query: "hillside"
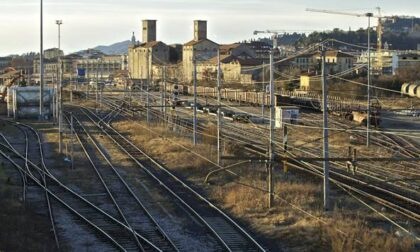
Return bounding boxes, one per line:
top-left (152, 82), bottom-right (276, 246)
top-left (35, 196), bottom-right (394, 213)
top-left (92, 40), bottom-right (131, 55)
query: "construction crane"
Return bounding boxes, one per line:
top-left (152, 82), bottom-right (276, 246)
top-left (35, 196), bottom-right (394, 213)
top-left (374, 7), bottom-right (396, 71)
top-left (306, 8), bottom-right (395, 70)
top-left (305, 7), bottom-right (391, 148)
top-left (253, 30), bottom-right (289, 48)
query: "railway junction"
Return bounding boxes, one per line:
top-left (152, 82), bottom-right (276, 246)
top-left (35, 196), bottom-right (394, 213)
top-left (0, 78), bottom-right (419, 251)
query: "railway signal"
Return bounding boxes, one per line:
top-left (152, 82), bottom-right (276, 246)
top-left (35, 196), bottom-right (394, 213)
top-left (171, 84), bottom-right (179, 109)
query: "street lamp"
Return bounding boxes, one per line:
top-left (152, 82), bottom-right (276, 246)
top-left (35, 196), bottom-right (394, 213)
top-left (39, 0), bottom-right (44, 119)
top-left (56, 20), bottom-right (63, 153)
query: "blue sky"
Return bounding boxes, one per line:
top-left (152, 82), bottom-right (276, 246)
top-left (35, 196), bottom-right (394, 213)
top-left (1, 0), bottom-right (419, 56)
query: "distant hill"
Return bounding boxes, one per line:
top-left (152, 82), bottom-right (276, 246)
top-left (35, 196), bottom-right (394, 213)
top-left (92, 40), bottom-right (131, 55)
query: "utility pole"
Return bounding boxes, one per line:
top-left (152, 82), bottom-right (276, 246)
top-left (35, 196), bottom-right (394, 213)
top-left (217, 49), bottom-right (222, 165)
top-left (262, 61), bottom-right (265, 120)
top-left (366, 13), bottom-right (373, 147)
top-left (147, 50), bottom-right (151, 123)
top-left (70, 112), bottom-right (74, 170)
top-left (96, 58), bottom-right (99, 113)
top-left (193, 59), bottom-right (197, 146)
top-left (56, 20), bottom-right (63, 154)
top-left (163, 65), bottom-right (167, 121)
top-left (268, 50), bottom-right (275, 208)
top-left (39, 0), bottom-right (44, 120)
top-left (321, 45), bottom-right (330, 211)
top-left (305, 8), bottom-right (375, 148)
top-left (100, 60), bottom-right (103, 111)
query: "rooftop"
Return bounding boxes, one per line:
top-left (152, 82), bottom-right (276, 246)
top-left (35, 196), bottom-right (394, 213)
top-left (184, 38), bottom-right (218, 46)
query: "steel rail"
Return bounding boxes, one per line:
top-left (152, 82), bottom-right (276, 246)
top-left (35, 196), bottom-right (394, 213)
top-left (241, 141), bottom-right (420, 223)
top-left (4, 122), bottom-right (60, 249)
top-left (0, 136), bottom-right (163, 251)
top-left (81, 107), bottom-right (267, 252)
top-left (69, 112), bottom-right (177, 251)
top-left (90, 91), bottom-right (419, 228)
top-left (102, 95), bottom-right (420, 214)
top-left (0, 121), bottom-right (28, 203)
top-left (0, 142), bottom-right (127, 251)
top-left (66, 115), bottom-right (148, 251)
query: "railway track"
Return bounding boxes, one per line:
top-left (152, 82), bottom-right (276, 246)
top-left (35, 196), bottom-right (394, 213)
top-left (70, 106), bottom-right (267, 252)
top-left (301, 113), bottom-right (420, 190)
top-left (95, 95), bottom-right (420, 224)
top-left (67, 112), bottom-right (180, 251)
top-left (0, 121), bottom-right (163, 251)
top-left (0, 121), bottom-right (59, 248)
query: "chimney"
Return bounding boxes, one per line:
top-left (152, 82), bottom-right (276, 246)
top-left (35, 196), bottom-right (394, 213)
top-left (194, 20), bottom-right (207, 41)
top-left (142, 20), bottom-right (156, 43)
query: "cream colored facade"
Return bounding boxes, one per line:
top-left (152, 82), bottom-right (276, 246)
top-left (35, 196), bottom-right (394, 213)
top-left (197, 55), bottom-right (260, 84)
top-left (294, 51), bottom-right (355, 74)
top-left (182, 20), bottom-right (219, 83)
top-left (75, 55), bottom-right (124, 79)
top-left (221, 61), bottom-right (256, 84)
top-left (33, 57), bottom-right (74, 83)
top-left (44, 48), bottom-right (63, 60)
top-left (316, 51), bottom-right (355, 74)
top-left (128, 20), bottom-right (170, 80)
top-left (183, 40), bottom-right (218, 82)
top-left (128, 41), bottom-right (170, 80)
top-left (299, 75), bottom-right (321, 91)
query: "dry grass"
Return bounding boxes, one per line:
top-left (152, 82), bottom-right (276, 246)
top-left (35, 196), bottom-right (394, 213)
top-left (323, 214), bottom-right (414, 252)
top-left (114, 119), bottom-right (417, 251)
top-left (379, 97), bottom-right (420, 110)
top-left (113, 120), bottom-right (217, 175)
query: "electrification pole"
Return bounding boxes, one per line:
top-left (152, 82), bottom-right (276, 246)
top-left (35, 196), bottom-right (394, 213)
top-left (193, 59), bottom-right (197, 146)
top-left (147, 50), bottom-right (151, 123)
top-left (56, 20), bottom-right (63, 153)
top-left (70, 112), bottom-right (74, 170)
top-left (160, 68), bottom-right (164, 113)
top-left (39, 0), bottom-right (44, 120)
top-left (100, 58), bottom-right (103, 111)
top-left (305, 8), bottom-right (375, 148)
top-left (366, 13), bottom-right (372, 147)
top-left (321, 45), bottom-right (330, 211)
top-left (217, 49), bottom-right (222, 165)
top-left (262, 61), bottom-right (265, 120)
top-left (96, 58), bottom-right (99, 113)
top-left (163, 65), bottom-right (167, 121)
top-left (268, 49), bottom-right (274, 208)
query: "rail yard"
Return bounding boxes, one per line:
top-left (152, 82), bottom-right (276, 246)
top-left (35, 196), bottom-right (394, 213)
top-left (0, 82), bottom-right (419, 251)
top-left (1, 1), bottom-right (420, 251)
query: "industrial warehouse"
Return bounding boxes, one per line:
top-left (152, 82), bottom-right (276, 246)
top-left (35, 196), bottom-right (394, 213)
top-left (0, 1), bottom-right (419, 251)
